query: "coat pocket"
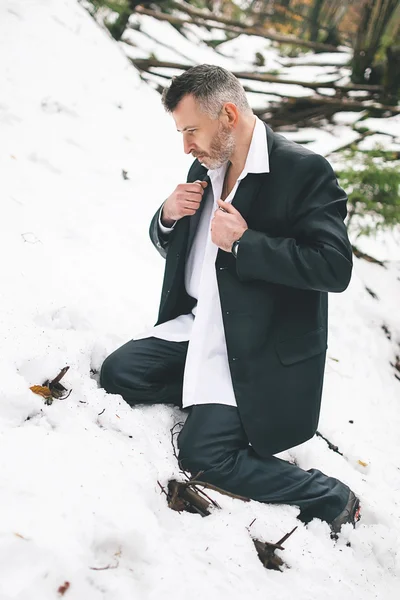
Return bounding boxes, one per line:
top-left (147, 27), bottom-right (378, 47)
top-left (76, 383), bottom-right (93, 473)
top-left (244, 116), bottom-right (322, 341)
top-left (275, 327), bottom-right (327, 366)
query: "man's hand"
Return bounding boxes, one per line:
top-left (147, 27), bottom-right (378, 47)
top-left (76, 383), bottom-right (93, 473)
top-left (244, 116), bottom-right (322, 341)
top-left (161, 180), bottom-right (208, 227)
top-left (211, 199), bottom-right (248, 252)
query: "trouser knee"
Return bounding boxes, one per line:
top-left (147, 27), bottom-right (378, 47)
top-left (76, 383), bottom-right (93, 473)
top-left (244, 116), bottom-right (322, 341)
top-left (99, 353), bottom-right (118, 393)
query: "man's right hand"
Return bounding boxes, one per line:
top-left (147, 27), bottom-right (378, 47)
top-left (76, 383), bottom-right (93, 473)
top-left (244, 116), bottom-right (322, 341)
top-left (161, 180), bottom-right (208, 227)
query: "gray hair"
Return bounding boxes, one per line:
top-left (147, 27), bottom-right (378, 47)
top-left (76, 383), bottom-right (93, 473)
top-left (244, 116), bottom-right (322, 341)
top-left (162, 64), bottom-right (251, 118)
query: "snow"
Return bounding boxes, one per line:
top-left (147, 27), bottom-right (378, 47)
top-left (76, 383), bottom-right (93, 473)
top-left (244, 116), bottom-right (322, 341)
top-left (361, 116), bottom-right (400, 139)
top-left (0, 0), bottom-right (400, 598)
top-left (358, 134), bottom-right (400, 152)
top-left (283, 126), bottom-right (360, 156)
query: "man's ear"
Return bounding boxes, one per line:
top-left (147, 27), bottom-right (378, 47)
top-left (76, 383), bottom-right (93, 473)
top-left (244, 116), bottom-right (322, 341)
top-left (222, 102), bottom-right (239, 127)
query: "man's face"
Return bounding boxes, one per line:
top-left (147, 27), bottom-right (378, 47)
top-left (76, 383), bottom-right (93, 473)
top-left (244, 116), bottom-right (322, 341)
top-left (172, 94), bottom-right (235, 170)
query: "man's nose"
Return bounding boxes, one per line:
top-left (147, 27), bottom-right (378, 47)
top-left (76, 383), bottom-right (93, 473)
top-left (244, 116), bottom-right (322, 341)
top-left (183, 136), bottom-right (194, 155)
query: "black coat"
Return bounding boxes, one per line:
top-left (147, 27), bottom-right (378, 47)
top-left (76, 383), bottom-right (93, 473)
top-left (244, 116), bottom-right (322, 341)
top-left (149, 123), bottom-right (352, 456)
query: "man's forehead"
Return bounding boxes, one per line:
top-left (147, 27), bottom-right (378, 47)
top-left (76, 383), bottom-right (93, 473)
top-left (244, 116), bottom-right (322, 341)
top-left (172, 94), bottom-right (205, 130)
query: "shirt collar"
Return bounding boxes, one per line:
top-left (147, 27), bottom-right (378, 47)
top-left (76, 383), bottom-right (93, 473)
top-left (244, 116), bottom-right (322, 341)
top-left (207, 116), bottom-right (270, 181)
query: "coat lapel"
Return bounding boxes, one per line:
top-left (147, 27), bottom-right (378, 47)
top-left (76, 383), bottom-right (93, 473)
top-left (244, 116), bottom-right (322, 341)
top-left (231, 173), bottom-right (264, 221)
top-left (231, 122), bottom-right (275, 220)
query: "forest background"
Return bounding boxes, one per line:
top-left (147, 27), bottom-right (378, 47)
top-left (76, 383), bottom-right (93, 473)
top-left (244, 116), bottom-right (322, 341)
top-left (85, 0), bottom-right (400, 243)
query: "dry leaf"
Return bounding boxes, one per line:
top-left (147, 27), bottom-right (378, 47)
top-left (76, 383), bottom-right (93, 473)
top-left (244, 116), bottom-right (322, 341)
top-left (30, 385), bottom-right (52, 399)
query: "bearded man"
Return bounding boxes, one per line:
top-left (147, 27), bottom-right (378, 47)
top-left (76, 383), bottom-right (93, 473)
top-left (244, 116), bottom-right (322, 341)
top-left (100, 65), bottom-right (360, 532)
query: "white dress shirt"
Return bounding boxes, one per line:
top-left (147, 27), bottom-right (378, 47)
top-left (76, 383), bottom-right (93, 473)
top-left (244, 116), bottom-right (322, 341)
top-left (135, 116), bottom-right (270, 408)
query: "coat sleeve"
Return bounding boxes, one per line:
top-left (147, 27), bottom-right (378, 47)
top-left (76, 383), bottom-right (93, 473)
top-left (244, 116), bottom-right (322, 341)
top-left (236, 153), bottom-right (353, 293)
top-left (149, 203), bottom-right (172, 259)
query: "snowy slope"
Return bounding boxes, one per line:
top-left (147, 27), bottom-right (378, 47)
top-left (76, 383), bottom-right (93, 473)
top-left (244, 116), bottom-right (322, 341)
top-left (0, 1), bottom-right (400, 599)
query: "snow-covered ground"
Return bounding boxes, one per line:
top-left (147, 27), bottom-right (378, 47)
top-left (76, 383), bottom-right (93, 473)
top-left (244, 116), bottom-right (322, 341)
top-left (0, 1), bottom-right (399, 598)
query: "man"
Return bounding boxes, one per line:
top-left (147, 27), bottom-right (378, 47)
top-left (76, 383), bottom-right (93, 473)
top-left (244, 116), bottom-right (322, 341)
top-left (100, 65), bottom-right (360, 533)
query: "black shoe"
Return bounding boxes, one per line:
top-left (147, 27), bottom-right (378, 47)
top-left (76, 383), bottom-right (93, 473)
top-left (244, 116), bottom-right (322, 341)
top-left (330, 490), bottom-right (361, 534)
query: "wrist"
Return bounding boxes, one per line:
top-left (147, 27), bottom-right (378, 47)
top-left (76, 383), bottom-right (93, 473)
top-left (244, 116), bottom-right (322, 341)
top-left (231, 229), bottom-right (246, 257)
top-left (161, 206), bottom-right (175, 228)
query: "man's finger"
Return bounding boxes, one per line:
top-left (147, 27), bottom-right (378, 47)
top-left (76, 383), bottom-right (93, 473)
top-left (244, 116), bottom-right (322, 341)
top-left (217, 198), bottom-right (237, 213)
top-left (184, 191), bottom-right (204, 202)
top-left (194, 180), bottom-right (208, 190)
top-left (186, 183), bottom-right (205, 195)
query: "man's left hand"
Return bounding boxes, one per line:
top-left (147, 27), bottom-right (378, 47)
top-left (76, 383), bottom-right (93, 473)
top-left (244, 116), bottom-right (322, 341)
top-left (211, 199), bottom-right (248, 252)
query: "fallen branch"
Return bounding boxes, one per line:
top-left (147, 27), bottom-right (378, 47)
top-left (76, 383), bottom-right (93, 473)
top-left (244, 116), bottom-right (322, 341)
top-left (133, 6), bottom-right (343, 53)
top-left (228, 71), bottom-right (382, 94)
top-left (130, 58), bottom-right (385, 95)
top-left (256, 94), bottom-right (400, 116)
top-left (282, 59), bottom-right (351, 68)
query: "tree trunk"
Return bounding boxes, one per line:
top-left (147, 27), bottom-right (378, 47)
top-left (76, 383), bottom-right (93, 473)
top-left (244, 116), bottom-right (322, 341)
top-left (309, 0), bottom-right (325, 42)
top-left (351, 0), bottom-right (400, 84)
top-left (383, 45), bottom-right (400, 104)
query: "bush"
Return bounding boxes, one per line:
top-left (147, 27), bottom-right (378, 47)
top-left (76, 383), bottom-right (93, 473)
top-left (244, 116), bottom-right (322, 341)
top-left (336, 149), bottom-right (400, 235)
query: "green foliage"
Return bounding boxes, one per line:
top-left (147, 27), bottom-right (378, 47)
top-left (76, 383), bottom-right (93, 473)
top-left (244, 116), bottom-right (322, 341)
top-left (337, 148), bottom-right (400, 234)
top-left (89, 0), bottom-right (129, 13)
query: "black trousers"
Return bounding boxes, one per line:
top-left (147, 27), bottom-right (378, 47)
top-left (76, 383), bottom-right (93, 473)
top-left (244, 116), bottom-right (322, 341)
top-left (100, 337), bottom-right (349, 524)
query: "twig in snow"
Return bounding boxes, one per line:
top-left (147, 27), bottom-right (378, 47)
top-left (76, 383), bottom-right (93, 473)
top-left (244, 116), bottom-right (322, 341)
top-left (89, 562), bottom-right (119, 571)
top-left (253, 526), bottom-right (297, 571)
top-left (352, 245), bottom-right (386, 267)
top-left (316, 431), bottom-right (343, 455)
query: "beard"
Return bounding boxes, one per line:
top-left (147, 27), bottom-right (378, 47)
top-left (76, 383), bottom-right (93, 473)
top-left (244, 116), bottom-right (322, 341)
top-left (193, 123), bottom-right (235, 170)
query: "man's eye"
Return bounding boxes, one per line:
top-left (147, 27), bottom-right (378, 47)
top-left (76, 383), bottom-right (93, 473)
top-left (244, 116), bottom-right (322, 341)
top-left (187, 129), bottom-right (197, 134)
